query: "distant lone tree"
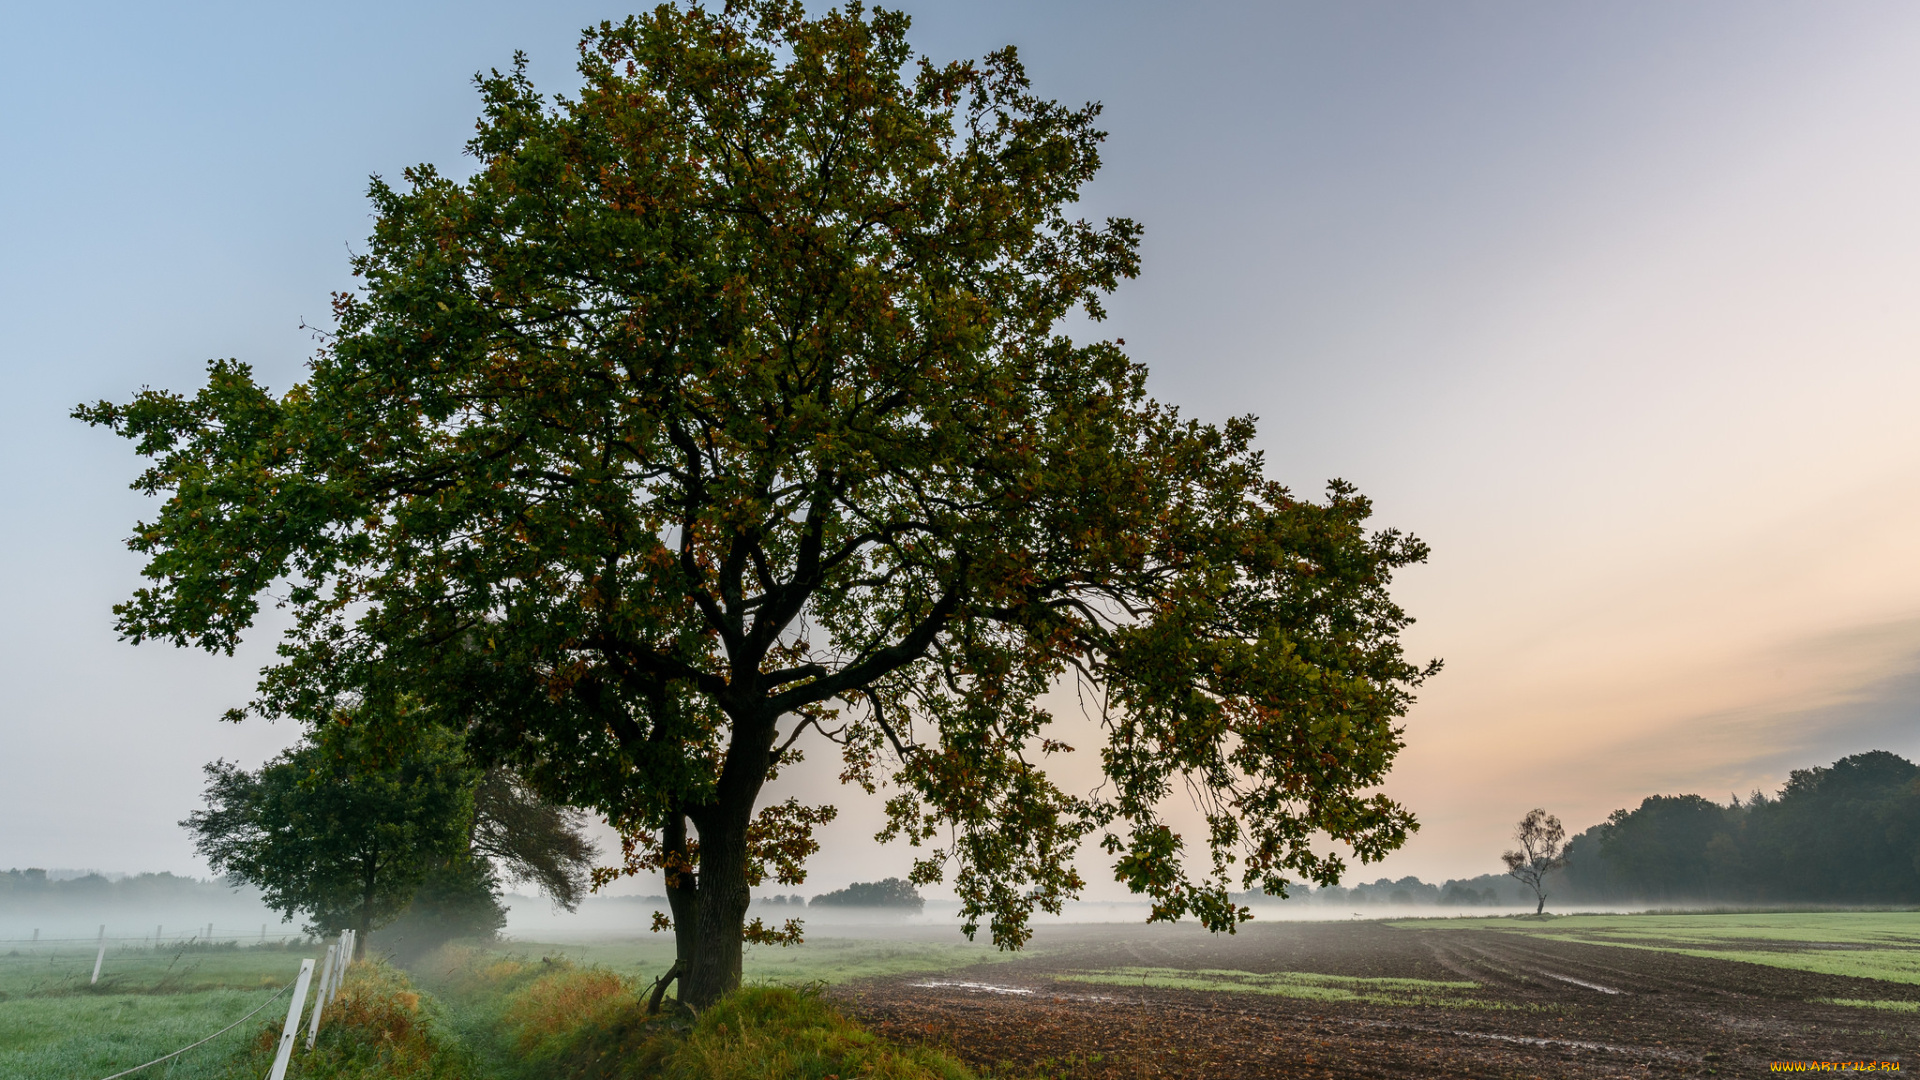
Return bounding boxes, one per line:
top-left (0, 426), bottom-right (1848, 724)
top-left (810, 878), bottom-right (925, 911)
top-left (1502, 808), bottom-right (1568, 915)
top-left (81, 0), bottom-right (1435, 1007)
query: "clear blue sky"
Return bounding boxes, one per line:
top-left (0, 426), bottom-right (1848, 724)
top-left (5, 1), bottom-right (1920, 891)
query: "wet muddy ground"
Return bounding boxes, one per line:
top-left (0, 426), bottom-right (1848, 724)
top-left (830, 921), bottom-right (1918, 1078)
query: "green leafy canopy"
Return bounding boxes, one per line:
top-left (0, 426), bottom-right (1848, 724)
top-left (80, 0), bottom-right (1435, 985)
top-left (185, 720), bottom-right (477, 939)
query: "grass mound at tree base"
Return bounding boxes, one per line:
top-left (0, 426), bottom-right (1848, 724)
top-left (505, 975), bottom-right (976, 1079)
top-left (421, 945), bottom-right (979, 1080)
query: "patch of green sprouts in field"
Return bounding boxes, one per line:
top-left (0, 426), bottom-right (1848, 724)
top-left (1055, 967), bottom-right (1511, 1008)
top-left (1394, 912), bottom-right (1920, 985)
top-left (1816, 998), bottom-right (1920, 1012)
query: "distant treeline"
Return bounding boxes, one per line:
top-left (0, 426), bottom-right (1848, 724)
top-left (753, 878), bottom-right (926, 911)
top-left (1229, 875), bottom-right (1538, 908)
top-left (1221, 751), bottom-right (1920, 910)
top-left (0, 868), bottom-right (249, 910)
top-left (1559, 750), bottom-right (1920, 904)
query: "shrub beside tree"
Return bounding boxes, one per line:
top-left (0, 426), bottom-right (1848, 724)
top-left (185, 718), bottom-right (598, 958)
top-left (185, 720), bottom-right (475, 955)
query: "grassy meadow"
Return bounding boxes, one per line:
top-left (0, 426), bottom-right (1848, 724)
top-left (481, 933), bottom-right (1022, 989)
top-left (0, 933), bottom-right (1011, 1080)
top-left (0, 941), bottom-right (317, 1080)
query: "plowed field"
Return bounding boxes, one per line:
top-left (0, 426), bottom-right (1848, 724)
top-left (831, 920), bottom-right (1918, 1078)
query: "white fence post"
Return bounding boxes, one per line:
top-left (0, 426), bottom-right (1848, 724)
top-left (333, 931), bottom-right (350, 997)
top-left (304, 944), bottom-right (337, 1050)
top-left (329, 930), bottom-right (354, 1006)
top-left (91, 925), bottom-right (106, 984)
top-left (267, 958), bottom-right (316, 1080)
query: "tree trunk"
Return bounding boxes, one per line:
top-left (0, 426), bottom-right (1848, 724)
top-left (1534, 892), bottom-right (1545, 916)
top-left (681, 805), bottom-right (752, 1007)
top-left (657, 810), bottom-right (698, 1009)
top-left (678, 706), bottom-right (774, 1008)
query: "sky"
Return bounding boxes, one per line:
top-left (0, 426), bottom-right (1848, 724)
top-left (4, 1), bottom-right (1920, 899)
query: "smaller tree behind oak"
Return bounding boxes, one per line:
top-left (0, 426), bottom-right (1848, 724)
top-left (185, 721), bottom-right (475, 955)
top-left (377, 765), bottom-right (602, 961)
top-left (1502, 808), bottom-right (1568, 915)
top-left (83, 0), bottom-right (1436, 1008)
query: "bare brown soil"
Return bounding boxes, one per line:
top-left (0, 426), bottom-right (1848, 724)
top-left (830, 921), bottom-right (1917, 1078)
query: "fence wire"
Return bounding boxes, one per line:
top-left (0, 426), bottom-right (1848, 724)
top-left (92, 977), bottom-right (296, 1080)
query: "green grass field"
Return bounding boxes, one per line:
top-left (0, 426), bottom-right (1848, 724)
top-left (0, 943), bottom-right (318, 1080)
top-left (1396, 910), bottom-right (1920, 984)
top-left (488, 933), bottom-right (1021, 988)
top-left (0, 935), bottom-right (1011, 1080)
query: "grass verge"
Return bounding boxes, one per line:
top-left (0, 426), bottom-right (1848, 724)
top-left (0, 987), bottom-right (288, 1080)
top-left (421, 944), bottom-right (982, 1080)
top-left (226, 958), bottom-right (473, 1080)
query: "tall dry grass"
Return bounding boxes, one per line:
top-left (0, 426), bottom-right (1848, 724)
top-left (231, 959), bottom-right (470, 1080)
top-left (421, 945), bottom-right (979, 1080)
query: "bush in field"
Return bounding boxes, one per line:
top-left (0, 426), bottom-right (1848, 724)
top-left (186, 721), bottom-right (477, 949)
top-left (663, 986), bottom-right (974, 1080)
top-left (810, 879), bottom-right (926, 911)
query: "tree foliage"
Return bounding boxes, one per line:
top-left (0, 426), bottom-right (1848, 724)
top-left (374, 854), bottom-right (509, 963)
top-left (186, 723), bottom-right (598, 957)
top-left (1572, 751), bottom-right (1920, 903)
top-left (473, 766), bottom-right (600, 910)
top-left (82, 0), bottom-right (1434, 1005)
top-left (184, 720), bottom-right (477, 949)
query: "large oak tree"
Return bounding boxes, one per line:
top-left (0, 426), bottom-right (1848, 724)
top-left (81, 0), bottom-right (1435, 1007)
